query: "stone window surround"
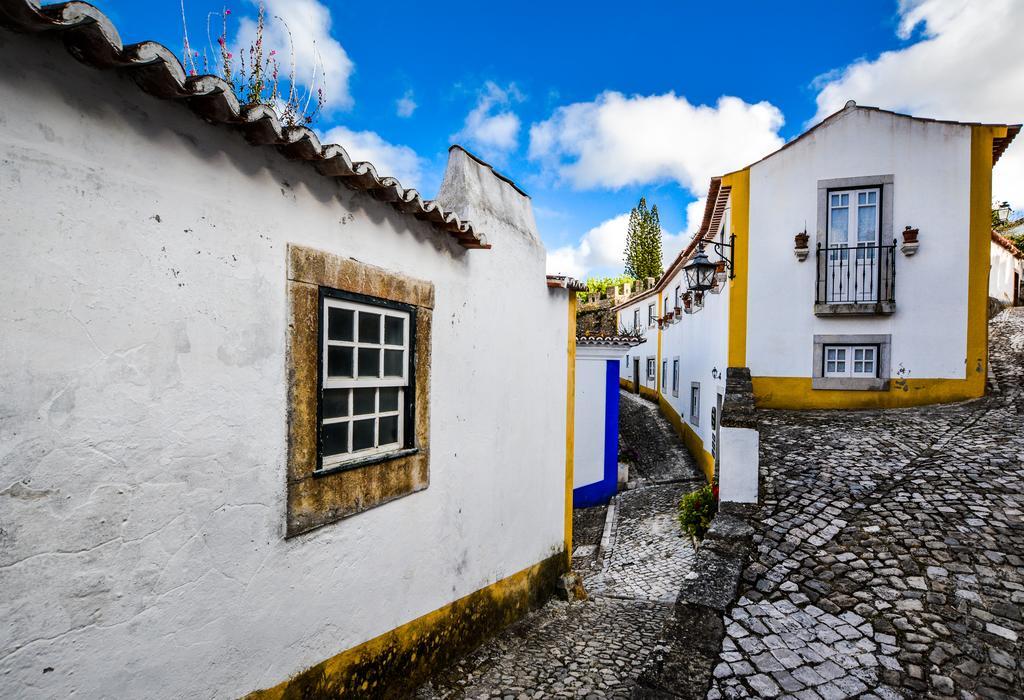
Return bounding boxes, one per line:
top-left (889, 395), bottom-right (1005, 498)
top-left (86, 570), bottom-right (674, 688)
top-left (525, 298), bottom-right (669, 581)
top-left (815, 175), bottom-right (896, 316)
top-left (812, 333), bottom-right (891, 391)
top-left (287, 244), bottom-right (433, 537)
top-left (690, 382), bottom-right (701, 426)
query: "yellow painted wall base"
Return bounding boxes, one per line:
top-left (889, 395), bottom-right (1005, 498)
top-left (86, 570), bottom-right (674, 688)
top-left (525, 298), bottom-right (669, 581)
top-left (639, 385), bottom-right (660, 402)
top-left (657, 396), bottom-right (715, 483)
top-left (751, 376), bottom-right (985, 410)
top-left (246, 552), bottom-right (566, 700)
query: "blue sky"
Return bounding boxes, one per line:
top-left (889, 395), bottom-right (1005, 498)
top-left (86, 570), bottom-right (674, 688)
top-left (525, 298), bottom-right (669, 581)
top-left (98, 0), bottom-right (1023, 279)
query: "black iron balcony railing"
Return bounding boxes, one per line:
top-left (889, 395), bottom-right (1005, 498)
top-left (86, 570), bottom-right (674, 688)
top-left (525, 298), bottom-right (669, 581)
top-left (815, 240), bottom-right (896, 306)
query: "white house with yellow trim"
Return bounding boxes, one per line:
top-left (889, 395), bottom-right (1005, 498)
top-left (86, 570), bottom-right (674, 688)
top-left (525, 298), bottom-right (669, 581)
top-left (990, 229), bottom-right (1023, 306)
top-left (616, 102), bottom-right (1020, 498)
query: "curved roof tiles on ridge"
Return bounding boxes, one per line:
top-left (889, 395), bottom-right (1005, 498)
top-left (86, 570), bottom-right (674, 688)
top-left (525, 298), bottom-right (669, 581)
top-left (0, 0), bottom-right (491, 249)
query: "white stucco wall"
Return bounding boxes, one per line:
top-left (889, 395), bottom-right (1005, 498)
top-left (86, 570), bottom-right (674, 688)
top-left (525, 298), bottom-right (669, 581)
top-left (573, 357), bottom-right (607, 489)
top-left (746, 108), bottom-right (974, 380)
top-left (990, 240), bottom-right (1023, 304)
top-left (615, 296), bottom-right (658, 388)
top-left (0, 34), bottom-right (568, 699)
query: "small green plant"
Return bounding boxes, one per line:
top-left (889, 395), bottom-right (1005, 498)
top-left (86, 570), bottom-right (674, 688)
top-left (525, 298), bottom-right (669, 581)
top-left (577, 274), bottom-right (637, 302)
top-left (678, 483), bottom-right (718, 540)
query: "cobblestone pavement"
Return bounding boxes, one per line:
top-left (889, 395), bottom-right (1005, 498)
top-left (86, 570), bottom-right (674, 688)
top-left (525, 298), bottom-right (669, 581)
top-left (620, 390), bottom-right (698, 484)
top-left (417, 394), bottom-right (705, 698)
top-left (711, 309), bottom-right (1024, 699)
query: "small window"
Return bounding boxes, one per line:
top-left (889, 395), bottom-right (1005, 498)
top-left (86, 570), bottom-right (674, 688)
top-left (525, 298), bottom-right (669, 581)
top-left (320, 292), bottom-right (414, 470)
top-left (648, 303), bottom-right (656, 326)
top-left (674, 285), bottom-right (680, 308)
top-left (823, 345), bottom-right (877, 378)
top-left (672, 358), bottom-right (680, 397)
top-left (633, 308), bottom-right (640, 330)
top-left (690, 383), bottom-right (700, 426)
top-left (664, 296), bottom-right (670, 315)
top-left (646, 357), bottom-right (656, 381)
top-left (662, 360), bottom-right (668, 390)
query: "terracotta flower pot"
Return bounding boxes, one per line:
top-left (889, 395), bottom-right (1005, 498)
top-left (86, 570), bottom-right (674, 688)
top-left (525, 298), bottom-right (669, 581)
top-left (794, 232), bottom-right (810, 248)
top-left (903, 226), bottom-right (919, 243)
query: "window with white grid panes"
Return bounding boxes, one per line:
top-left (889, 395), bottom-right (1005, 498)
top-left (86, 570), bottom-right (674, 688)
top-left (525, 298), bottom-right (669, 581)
top-left (823, 345), bottom-right (877, 378)
top-left (319, 293), bottom-right (413, 469)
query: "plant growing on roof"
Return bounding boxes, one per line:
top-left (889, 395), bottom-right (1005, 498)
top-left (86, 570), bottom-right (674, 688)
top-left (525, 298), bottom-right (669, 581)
top-left (624, 197), bottom-right (664, 281)
top-left (179, 1), bottom-right (327, 127)
top-left (577, 274), bottom-right (638, 303)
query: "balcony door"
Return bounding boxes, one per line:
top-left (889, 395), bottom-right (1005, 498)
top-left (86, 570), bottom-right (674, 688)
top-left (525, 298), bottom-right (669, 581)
top-left (827, 188), bottom-right (880, 303)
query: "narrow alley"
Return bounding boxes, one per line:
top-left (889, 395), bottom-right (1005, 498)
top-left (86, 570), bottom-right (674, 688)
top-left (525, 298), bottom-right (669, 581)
top-left (416, 392), bottom-right (706, 698)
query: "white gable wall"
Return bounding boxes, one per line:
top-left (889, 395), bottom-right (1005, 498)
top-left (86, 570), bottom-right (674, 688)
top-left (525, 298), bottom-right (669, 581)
top-left (990, 240), bottom-right (1023, 304)
top-left (746, 108), bottom-right (973, 380)
top-left (0, 34), bottom-right (568, 699)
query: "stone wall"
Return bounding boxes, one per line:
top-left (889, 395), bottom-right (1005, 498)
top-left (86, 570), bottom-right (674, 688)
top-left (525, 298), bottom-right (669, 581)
top-left (576, 277), bottom-right (658, 334)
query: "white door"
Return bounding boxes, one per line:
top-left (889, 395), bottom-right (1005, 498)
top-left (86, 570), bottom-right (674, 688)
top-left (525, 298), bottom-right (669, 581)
top-left (827, 189), bottom-right (880, 303)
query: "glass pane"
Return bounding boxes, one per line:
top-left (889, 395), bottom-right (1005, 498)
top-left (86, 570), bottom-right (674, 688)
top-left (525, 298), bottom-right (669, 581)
top-left (353, 418), bottom-right (375, 451)
top-left (322, 388), bottom-right (349, 418)
top-left (383, 349), bottom-right (404, 377)
top-left (322, 422), bottom-right (348, 456)
top-left (379, 387), bottom-right (400, 412)
top-left (327, 346), bottom-right (353, 377)
top-left (359, 312), bottom-right (381, 343)
top-left (353, 387), bottom-right (376, 415)
top-left (358, 348), bottom-right (380, 377)
top-left (827, 361), bottom-right (836, 373)
top-left (857, 205), bottom-right (877, 242)
top-left (327, 307), bottom-right (354, 341)
top-left (384, 316), bottom-right (404, 346)
top-left (379, 416), bottom-right (399, 446)
top-left (836, 360), bottom-right (846, 372)
top-left (826, 348), bottom-right (836, 360)
top-left (854, 361), bottom-right (864, 372)
top-left (831, 206), bottom-right (849, 244)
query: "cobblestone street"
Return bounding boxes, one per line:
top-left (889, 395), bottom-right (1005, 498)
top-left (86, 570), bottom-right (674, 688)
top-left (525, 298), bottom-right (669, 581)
top-left (712, 308), bottom-right (1024, 699)
top-left (417, 392), bottom-right (705, 698)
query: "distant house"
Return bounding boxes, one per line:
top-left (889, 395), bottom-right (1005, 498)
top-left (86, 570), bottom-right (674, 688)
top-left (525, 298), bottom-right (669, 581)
top-left (615, 102), bottom-right (1020, 499)
top-left (0, 2), bottom-right (580, 698)
top-left (991, 229), bottom-right (1024, 306)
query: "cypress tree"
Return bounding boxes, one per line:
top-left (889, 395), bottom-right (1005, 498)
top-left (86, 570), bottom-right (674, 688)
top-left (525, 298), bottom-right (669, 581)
top-left (624, 197), bottom-right (664, 279)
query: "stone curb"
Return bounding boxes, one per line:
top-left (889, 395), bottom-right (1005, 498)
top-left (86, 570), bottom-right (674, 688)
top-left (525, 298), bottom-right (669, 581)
top-left (632, 503), bottom-right (757, 699)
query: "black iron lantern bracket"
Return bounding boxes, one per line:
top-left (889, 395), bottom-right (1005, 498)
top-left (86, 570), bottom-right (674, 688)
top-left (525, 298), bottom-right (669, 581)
top-left (712, 234), bottom-right (736, 280)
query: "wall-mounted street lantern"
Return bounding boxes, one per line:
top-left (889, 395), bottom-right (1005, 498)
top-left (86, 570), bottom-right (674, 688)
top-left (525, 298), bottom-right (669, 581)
top-left (684, 235), bottom-right (735, 292)
top-left (995, 201), bottom-right (1012, 223)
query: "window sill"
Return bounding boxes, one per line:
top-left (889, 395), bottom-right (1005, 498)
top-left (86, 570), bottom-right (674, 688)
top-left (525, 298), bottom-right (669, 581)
top-left (812, 377), bottom-right (890, 391)
top-left (814, 302), bottom-right (896, 316)
top-left (315, 447), bottom-right (420, 478)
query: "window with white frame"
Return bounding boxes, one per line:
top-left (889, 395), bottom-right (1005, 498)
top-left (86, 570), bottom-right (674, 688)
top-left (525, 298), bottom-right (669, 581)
top-left (672, 358), bottom-right (679, 397)
top-left (648, 303), bottom-right (655, 326)
top-left (674, 285), bottom-right (680, 309)
top-left (646, 357), bottom-right (656, 381)
top-left (662, 359), bottom-right (668, 390)
top-left (823, 345), bottom-right (878, 378)
top-left (690, 383), bottom-right (700, 426)
top-left (320, 293), bottom-right (414, 470)
top-left (633, 308), bottom-right (640, 330)
top-left (664, 296), bottom-right (670, 315)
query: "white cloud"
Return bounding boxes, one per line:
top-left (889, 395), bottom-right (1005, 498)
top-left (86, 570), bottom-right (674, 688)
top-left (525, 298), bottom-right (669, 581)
top-left (236, 0), bottom-right (354, 111)
top-left (545, 204), bottom-right (705, 280)
top-left (321, 126), bottom-right (427, 189)
top-left (812, 0), bottom-right (1024, 207)
top-left (452, 82), bottom-right (523, 160)
top-left (528, 93), bottom-right (784, 195)
top-left (396, 90), bottom-right (417, 118)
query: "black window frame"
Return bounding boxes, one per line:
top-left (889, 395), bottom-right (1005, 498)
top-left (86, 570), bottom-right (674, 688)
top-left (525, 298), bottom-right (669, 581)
top-left (315, 286), bottom-right (418, 476)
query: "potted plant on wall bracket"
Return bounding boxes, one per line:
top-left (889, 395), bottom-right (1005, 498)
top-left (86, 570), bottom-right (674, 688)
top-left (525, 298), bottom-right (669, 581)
top-left (901, 226), bottom-right (920, 256)
top-left (683, 292), bottom-right (694, 314)
top-left (709, 260), bottom-right (727, 294)
top-left (794, 229), bottom-right (810, 261)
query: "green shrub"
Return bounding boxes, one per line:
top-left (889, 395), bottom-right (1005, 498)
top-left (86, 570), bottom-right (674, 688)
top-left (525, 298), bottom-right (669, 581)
top-left (678, 484), bottom-right (718, 540)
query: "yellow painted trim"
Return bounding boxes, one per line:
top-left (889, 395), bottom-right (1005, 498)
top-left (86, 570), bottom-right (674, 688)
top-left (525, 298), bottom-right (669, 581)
top-left (656, 291), bottom-right (663, 393)
top-left (966, 125), bottom-right (1006, 394)
top-left (657, 396), bottom-right (714, 482)
top-left (245, 553), bottom-right (565, 699)
top-left (751, 376), bottom-right (985, 410)
top-left (564, 294), bottom-right (577, 567)
top-left (721, 168), bottom-right (750, 368)
top-left (639, 384), bottom-right (660, 401)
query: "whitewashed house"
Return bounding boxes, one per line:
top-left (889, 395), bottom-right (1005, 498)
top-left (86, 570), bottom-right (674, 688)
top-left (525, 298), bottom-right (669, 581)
top-left (990, 229), bottom-right (1023, 306)
top-left (572, 335), bottom-right (644, 506)
top-left (616, 102), bottom-right (1020, 501)
top-left (0, 3), bottom-right (580, 697)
